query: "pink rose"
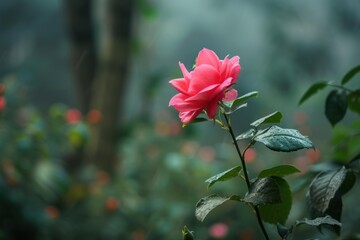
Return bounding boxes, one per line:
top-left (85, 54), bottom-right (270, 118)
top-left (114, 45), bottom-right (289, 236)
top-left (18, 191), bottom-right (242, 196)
top-left (169, 48), bottom-right (241, 124)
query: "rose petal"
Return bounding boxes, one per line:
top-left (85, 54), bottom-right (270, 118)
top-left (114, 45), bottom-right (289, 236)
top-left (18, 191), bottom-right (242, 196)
top-left (179, 110), bottom-right (202, 124)
top-left (220, 56), bottom-right (240, 84)
top-left (179, 62), bottom-right (191, 81)
top-left (189, 64), bottom-right (219, 93)
top-left (169, 93), bottom-right (204, 112)
top-left (186, 84), bottom-right (219, 101)
top-left (206, 99), bottom-right (220, 119)
top-left (223, 89), bottom-right (238, 102)
top-left (196, 48), bottom-right (220, 69)
top-left (169, 78), bottom-right (189, 95)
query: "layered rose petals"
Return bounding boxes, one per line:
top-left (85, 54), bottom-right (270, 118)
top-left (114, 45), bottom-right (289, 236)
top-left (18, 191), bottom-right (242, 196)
top-left (169, 48), bottom-right (241, 124)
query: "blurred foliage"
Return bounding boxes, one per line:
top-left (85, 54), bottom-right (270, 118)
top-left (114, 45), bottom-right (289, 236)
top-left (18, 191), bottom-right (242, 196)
top-left (0, 78), bottom-right (271, 239)
top-left (1, 75), bottom-right (358, 239)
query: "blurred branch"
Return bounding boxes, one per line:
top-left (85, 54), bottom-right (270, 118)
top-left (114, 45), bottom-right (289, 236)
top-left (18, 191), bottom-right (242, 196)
top-left (64, 0), bottom-right (97, 113)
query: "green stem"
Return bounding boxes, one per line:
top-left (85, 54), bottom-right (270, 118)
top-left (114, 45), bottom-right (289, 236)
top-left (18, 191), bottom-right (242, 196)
top-left (223, 113), bottom-right (270, 240)
top-left (223, 114), bottom-right (251, 188)
top-left (327, 82), bottom-right (354, 93)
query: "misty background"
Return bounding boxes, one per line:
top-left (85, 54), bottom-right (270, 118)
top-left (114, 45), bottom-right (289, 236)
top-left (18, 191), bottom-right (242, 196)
top-left (0, 0), bottom-right (359, 239)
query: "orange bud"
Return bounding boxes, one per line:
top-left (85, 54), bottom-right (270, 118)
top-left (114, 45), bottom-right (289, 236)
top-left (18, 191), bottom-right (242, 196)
top-left (45, 206), bottom-right (59, 219)
top-left (105, 197), bottom-right (120, 212)
top-left (306, 149), bottom-right (320, 163)
top-left (87, 109), bottom-right (102, 124)
top-left (96, 171), bottom-right (109, 185)
top-left (244, 148), bottom-right (256, 163)
top-left (131, 230), bottom-right (145, 240)
top-left (65, 109), bottom-right (82, 124)
top-left (0, 97), bottom-right (6, 111)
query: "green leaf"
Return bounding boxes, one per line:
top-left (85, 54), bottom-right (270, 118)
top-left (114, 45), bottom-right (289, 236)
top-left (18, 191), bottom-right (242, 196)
top-left (259, 177), bottom-right (292, 224)
top-left (205, 166), bottom-right (241, 188)
top-left (183, 117), bottom-right (208, 127)
top-left (307, 167), bottom-right (347, 215)
top-left (348, 89), bottom-right (360, 114)
top-left (325, 90), bottom-right (348, 126)
top-left (182, 226), bottom-right (196, 240)
top-left (258, 165), bottom-right (300, 178)
top-left (296, 215), bottom-right (342, 236)
top-left (298, 81), bottom-right (328, 105)
top-left (324, 192), bottom-right (342, 235)
top-left (224, 103), bottom-right (247, 115)
top-left (250, 111), bottom-right (283, 127)
top-left (341, 64), bottom-right (360, 85)
top-left (222, 91), bottom-right (258, 114)
top-left (195, 195), bottom-right (234, 222)
top-left (295, 215), bottom-right (342, 228)
top-left (254, 126), bottom-right (314, 152)
top-left (243, 177), bottom-right (281, 206)
top-left (236, 128), bottom-right (256, 141)
top-left (231, 91), bottom-right (258, 108)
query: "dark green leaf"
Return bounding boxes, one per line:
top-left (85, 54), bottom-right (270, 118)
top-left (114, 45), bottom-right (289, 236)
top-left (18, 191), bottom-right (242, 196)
top-left (236, 128), bottom-right (256, 141)
top-left (325, 90), bottom-right (348, 126)
top-left (250, 111), bottom-right (283, 127)
top-left (259, 177), bottom-right (292, 224)
top-left (195, 195), bottom-right (232, 222)
top-left (243, 177), bottom-right (281, 206)
top-left (258, 165), bottom-right (300, 178)
top-left (182, 226), bottom-right (196, 240)
top-left (231, 91), bottom-right (258, 108)
top-left (348, 89), bottom-right (360, 114)
top-left (307, 167), bottom-right (347, 215)
top-left (298, 81), bottom-right (328, 105)
top-left (205, 166), bottom-right (241, 188)
top-left (295, 215), bottom-right (342, 228)
top-left (339, 169), bottom-right (356, 195)
top-left (341, 64), bottom-right (360, 85)
top-left (254, 126), bottom-right (314, 152)
top-left (324, 191), bottom-right (342, 235)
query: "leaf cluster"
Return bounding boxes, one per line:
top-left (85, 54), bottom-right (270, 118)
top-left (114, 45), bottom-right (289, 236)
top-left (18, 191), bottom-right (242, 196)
top-left (183, 64), bottom-right (360, 240)
top-left (299, 64), bottom-right (360, 126)
top-left (278, 64), bottom-right (360, 238)
top-left (193, 103), bottom-right (314, 229)
top-left (195, 166), bottom-right (299, 226)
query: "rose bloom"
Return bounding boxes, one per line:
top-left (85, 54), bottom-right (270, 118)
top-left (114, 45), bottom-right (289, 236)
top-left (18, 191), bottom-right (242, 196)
top-left (169, 48), bottom-right (241, 123)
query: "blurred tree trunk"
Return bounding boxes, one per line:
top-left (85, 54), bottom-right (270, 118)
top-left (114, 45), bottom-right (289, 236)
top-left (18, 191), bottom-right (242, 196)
top-left (64, 0), bottom-right (134, 173)
top-left (64, 0), bottom-right (96, 113)
top-left (86, 0), bottom-right (134, 172)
